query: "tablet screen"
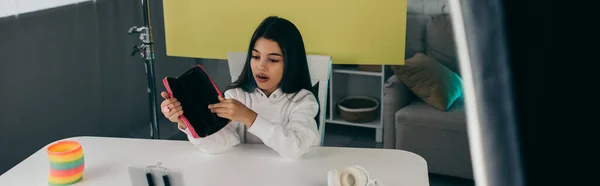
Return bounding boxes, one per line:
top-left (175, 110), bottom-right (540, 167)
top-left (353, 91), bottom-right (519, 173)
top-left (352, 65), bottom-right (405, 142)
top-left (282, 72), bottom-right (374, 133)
top-left (163, 65), bottom-right (230, 138)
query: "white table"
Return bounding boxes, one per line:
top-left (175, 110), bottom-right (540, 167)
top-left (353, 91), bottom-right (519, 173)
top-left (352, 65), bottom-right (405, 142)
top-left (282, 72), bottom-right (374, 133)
top-left (0, 136), bottom-right (429, 186)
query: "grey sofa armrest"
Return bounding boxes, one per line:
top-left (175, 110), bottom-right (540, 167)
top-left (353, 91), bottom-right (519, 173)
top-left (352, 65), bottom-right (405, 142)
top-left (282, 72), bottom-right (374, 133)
top-left (382, 75), bottom-right (414, 149)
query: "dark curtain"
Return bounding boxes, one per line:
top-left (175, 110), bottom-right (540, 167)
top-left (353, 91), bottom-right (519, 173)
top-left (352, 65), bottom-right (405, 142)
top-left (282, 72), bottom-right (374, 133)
top-left (0, 0), bottom-right (197, 174)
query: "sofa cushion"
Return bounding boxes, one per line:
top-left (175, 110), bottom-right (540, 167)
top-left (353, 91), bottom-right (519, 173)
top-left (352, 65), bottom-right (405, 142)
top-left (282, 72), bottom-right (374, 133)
top-left (395, 97), bottom-right (466, 132)
top-left (425, 13), bottom-right (460, 76)
top-left (391, 53), bottom-right (463, 111)
top-left (405, 13), bottom-right (430, 60)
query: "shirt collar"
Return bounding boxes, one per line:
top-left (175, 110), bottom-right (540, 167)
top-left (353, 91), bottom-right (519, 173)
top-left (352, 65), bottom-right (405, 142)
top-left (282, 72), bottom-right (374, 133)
top-left (255, 87), bottom-right (284, 99)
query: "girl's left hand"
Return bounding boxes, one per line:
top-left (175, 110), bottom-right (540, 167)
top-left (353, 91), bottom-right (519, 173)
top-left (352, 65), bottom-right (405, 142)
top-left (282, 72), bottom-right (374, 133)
top-left (208, 96), bottom-right (258, 127)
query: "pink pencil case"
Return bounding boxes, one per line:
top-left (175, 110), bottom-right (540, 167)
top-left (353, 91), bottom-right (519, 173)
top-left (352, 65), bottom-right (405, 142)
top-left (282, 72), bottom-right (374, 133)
top-left (162, 65), bottom-right (231, 138)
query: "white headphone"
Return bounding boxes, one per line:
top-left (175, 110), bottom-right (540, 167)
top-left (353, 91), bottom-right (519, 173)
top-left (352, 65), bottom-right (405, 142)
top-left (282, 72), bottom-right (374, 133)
top-left (328, 165), bottom-right (379, 186)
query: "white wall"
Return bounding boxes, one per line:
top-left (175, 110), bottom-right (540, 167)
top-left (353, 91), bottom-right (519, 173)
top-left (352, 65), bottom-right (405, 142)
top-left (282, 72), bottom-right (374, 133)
top-left (0, 0), bottom-right (17, 18)
top-left (0, 0), bottom-right (91, 18)
top-left (408, 0), bottom-right (449, 15)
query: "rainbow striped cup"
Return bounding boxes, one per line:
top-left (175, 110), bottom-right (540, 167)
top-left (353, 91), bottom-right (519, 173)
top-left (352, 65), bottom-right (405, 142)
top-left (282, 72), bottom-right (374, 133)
top-left (46, 140), bottom-right (84, 186)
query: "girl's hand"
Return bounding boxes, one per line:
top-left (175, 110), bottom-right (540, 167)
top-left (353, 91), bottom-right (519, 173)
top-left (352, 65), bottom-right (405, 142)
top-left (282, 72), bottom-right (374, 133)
top-left (160, 91), bottom-right (185, 129)
top-left (208, 96), bottom-right (257, 127)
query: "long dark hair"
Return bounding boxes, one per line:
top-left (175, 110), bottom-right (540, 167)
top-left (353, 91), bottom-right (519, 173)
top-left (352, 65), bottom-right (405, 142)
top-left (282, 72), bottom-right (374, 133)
top-left (228, 16), bottom-right (315, 99)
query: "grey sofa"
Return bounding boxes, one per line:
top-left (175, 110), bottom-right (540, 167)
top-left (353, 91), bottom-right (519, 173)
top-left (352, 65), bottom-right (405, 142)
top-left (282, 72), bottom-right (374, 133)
top-left (382, 13), bottom-right (473, 179)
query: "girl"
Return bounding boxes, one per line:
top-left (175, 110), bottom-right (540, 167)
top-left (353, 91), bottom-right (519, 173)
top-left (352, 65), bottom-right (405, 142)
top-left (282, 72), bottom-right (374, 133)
top-left (159, 16), bottom-right (320, 160)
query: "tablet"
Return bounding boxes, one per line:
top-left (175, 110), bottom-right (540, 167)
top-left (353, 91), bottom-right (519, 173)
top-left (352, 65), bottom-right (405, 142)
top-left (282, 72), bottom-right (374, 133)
top-left (162, 65), bottom-right (231, 138)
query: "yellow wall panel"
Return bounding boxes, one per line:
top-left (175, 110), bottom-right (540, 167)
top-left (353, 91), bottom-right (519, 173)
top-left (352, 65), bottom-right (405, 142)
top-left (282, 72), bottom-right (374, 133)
top-left (162, 0), bottom-right (407, 65)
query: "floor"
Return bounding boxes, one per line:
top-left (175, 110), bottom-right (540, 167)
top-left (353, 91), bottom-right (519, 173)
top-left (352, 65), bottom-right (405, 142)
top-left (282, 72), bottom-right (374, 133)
top-left (128, 120), bottom-right (474, 186)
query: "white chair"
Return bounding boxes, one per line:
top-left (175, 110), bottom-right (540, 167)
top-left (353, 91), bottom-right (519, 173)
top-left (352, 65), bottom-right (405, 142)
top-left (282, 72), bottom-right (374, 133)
top-left (226, 51), bottom-right (332, 146)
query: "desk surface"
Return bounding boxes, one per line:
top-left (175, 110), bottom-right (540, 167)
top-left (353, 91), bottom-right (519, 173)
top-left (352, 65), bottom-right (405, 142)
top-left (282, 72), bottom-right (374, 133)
top-left (0, 136), bottom-right (428, 186)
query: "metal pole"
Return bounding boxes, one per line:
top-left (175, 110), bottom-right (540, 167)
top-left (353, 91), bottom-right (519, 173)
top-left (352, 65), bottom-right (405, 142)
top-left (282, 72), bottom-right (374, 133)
top-left (141, 0), bottom-right (159, 139)
top-left (129, 0), bottom-right (159, 139)
top-left (145, 58), bottom-right (159, 140)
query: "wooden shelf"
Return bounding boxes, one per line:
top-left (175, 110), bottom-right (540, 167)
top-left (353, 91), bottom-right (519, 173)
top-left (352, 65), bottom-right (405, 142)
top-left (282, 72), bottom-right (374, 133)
top-left (333, 66), bottom-right (382, 77)
top-left (326, 113), bottom-right (382, 129)
top-left (327, 64), bottom-right (387, 143)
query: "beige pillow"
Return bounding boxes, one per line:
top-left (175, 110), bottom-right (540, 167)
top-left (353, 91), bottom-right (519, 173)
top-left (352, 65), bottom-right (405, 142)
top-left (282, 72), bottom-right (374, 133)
top-left (391, 53), bottom-right (463, 111)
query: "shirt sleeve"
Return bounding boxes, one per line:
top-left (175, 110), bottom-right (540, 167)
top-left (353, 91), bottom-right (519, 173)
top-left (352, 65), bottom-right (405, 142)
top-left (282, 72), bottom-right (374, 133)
top-left (247, 92), bottom-right (321, 159)
top-left (177, 89), bottom-right (242, 154)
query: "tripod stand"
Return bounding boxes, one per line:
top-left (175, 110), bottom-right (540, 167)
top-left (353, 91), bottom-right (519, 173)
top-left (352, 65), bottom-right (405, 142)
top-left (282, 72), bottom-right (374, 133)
top-left (129, 0), bottom-right (159, 139)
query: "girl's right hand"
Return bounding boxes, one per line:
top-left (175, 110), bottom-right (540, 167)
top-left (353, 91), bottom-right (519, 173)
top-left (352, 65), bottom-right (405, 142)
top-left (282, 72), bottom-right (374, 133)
top-left (160, 91), bottom-right (183, 123)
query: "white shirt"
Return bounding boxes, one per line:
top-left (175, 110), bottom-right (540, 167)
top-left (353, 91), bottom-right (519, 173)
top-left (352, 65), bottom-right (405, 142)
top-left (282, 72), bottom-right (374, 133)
top-left (178, 87), bottom-right (321, 159)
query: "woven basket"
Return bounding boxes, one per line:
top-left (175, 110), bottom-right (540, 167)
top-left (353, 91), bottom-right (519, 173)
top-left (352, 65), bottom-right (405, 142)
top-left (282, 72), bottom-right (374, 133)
top-left (338, 96), bottom-right (379, 123)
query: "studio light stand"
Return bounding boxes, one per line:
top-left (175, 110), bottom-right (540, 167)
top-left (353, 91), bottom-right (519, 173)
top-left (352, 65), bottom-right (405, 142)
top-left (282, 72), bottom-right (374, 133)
top-left (129, 0), bottom-right (159, 139)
